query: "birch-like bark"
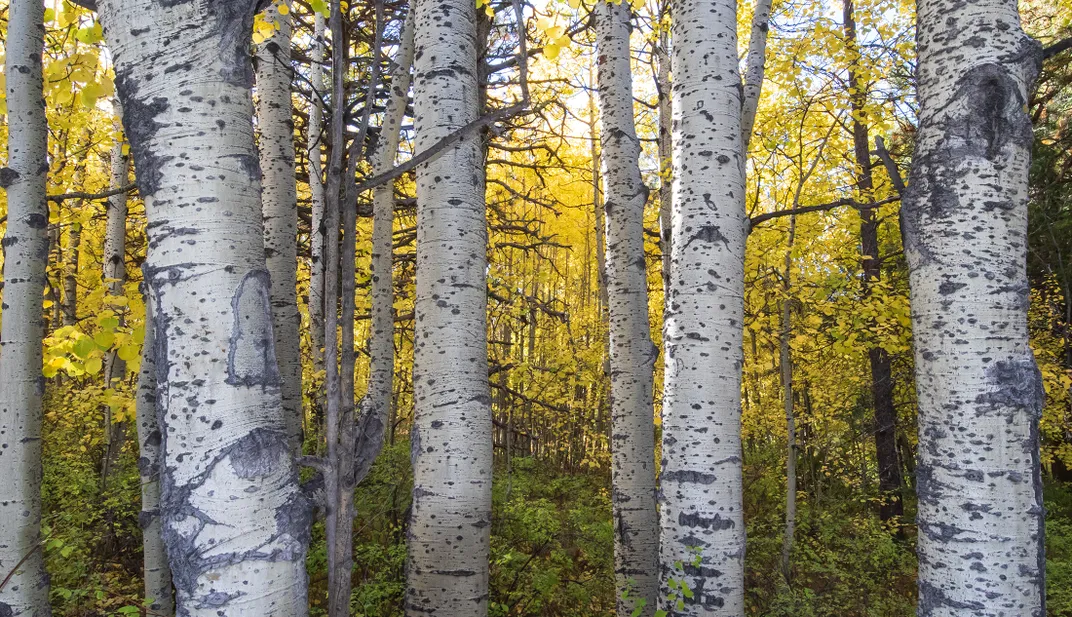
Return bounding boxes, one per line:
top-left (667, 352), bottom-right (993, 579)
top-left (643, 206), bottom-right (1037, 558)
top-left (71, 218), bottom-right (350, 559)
top-left (405, 0), bottom-right (492, 613)
top-left (101, 105), bottom-right (131, 492)
top-left (354, 15), bottom-right (415, 486)
top-left (308, 11), bottom-right (328, 381)
top-left (0, 1), bottom-right (52, 614)
top-left (96, 2), bottom-right (310, 615)
top-left (661, 0), bottom-right (747, 613)
top-left (256, 2), bottom-right (304, 455)
top-left (842, 0), bottom-right (903, 525)
top-left (655, 31), bottom-right (673, 300)
top-left (594, 2), bottom-right (658, 614)
top-left (904, 0), bottom-right (1044, 613)
top-left (135, 293), bottom-right (175, 616)
top-left (740, 0), bottom-right (773, 151)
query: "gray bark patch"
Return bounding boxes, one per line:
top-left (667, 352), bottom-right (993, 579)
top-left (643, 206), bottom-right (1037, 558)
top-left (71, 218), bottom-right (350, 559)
top-left (226, 269), bottom-right (282, 388)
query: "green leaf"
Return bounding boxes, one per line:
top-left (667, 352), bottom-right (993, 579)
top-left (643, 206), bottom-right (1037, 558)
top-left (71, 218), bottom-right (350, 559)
top-left (73, 337), bottom-right (96, 360)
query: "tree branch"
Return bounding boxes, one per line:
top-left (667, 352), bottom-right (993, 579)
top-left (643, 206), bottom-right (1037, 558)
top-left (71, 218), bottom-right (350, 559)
top-left (47, 183), bottom-right (137, 203)
top-left (748, 196), bottom-right (900, 232)
top-left (1044, 36), bottom-right (1072, 60)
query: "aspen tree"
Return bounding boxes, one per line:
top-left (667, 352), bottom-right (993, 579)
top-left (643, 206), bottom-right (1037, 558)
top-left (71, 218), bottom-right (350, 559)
top-left (0, 0), bottom-right (53, 614)
top-left (405, 0), bottom-right (493, 613)
top-left (904, 0), bottom-right (1045, 612)
top-left (594, 1), bottom-right (659, 614)
top-left (95, 1), bottom-right (311, 614)
top-left (255, 0), bottom-right (303, 454)
top-left (661, 0), bottom-right (748, 612)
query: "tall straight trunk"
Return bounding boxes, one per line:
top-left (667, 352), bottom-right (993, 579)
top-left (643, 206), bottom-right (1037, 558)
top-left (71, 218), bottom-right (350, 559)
top-left (661, 0), bottom-right (747, 613)
top-left (904, 0), bottom-right (1044, 612)
top-left (740, 0), bottom-right (773, 151)
top-left (0, 0), bottom-right (52, 615)
top-left (101, 106), bottom-right (131, 492)
top-left (256, 2), bottom-right (303, 455)
top-left (135, 293), bottom-right (175, 617)
top-left (842, 0), bottom-right (904, 525)
top-left (779, 216), bottom-right (797, 583)
top-left (308, 11), bottom-right (328, 383)
top-left (322, 2), bottom-right (347, 614)
top-left (96, 2), bottom-right (311, 615)
top-left (405, 0), bottom-right (492, 614)
top-left (354, 14), bottom-right (415, 485)
top-left (594, 2), bottom-right (659, 614)
top-left (656, 29), bottom-right (673, 300)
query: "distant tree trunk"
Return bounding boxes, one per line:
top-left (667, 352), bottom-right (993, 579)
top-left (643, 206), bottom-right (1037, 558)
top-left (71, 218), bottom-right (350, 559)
top-left (779, 215), bottom-right (797, 584)
top-left (594, 2), bottom-right (659, 614)
top-left (0, 1), bottom-right (52, 615)
top-left (97, 1), bottom-right (311, 614)
top-left (354, 14), bottom-right (414, 486)
top-left (256, 1), bottom-right (304, 455)
top-left (655, 28), bottom-right (673, 300)
top-left (322, 3), bottom-right (348, 615)
top-left (405, 0), bottom-right (492, 614)
top-left (661, 0), bottom-right (747, 612)
top-left (842, 0), bottom-right (904, 525)
top-left (903, 0), bottom-right (1044, 612)
top-left (63, 167), bottom-right (84, 327)
top-left (101, 106), bottom-right (131, 492)
top-left (308, 10), bottom-right (328, 392)
top-left (135, 293), bottom-right (175, 617)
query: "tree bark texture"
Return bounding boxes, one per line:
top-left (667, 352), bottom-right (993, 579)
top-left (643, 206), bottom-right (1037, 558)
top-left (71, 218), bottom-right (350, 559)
top-left (594, 2), bottom-right (659, 614)
top-left (136, 293), bottom-right (175, 617)
top-left (96, 1), bottom-right (311, 614)
top-left (661, 0), bottom-right (747, 613)
top-left (405, 0), bottom-right (493, 614)
top-left (904, 0), bottom-right (1044, 612)
top-left (0, 0), bottom-right (53, 614)
top-left (255, 1), bottom-right (304, 455)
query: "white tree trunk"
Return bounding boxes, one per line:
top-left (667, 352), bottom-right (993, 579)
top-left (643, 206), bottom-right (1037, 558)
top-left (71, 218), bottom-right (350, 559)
top-left (308, 11), bottom-right (328, 380)
top-left (904, 0), bottom-right (1044, 613)
top-left (661, 0), bottom-right (747, 613)
top-left (354, 14), bottom-right (414, 485)
top-left (405, 0), bottom-right (492, 614)
top-left (656, 32), bottom-right (672, 300)
top-left (101, 104), bottom-right (131, 491)
top-left (0, 1), bottom-right (52, 615)
top-left (136, 293), bottom-right (175, 617)
top-left (256, 2), bottom-right (303, 455)
top-left (739, 0), bottom-right (773, 151)
top-left (594, 2), bottom-right (659, 614)
top-left (96, 2), bottom-right (311, 615)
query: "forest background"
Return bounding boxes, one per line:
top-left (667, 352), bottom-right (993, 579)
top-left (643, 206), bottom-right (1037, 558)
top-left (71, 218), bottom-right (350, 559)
top-left (1, 0), bottom-right (1072, 614)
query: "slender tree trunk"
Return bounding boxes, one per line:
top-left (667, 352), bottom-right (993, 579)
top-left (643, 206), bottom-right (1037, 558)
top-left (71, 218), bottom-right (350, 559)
top-left (740, 0), bottom-right (773, 151)
top-left (595, 2), bottom-right (659, 614)
top-left (322, 3), bottom-right (347, 614)
top-left (656, 29), bottom-right (673, 300)
top-left (97, 2), bottom-right (311, 614)
top-left (308, 10), bottom-right (329, 405)
top-left (405, 0), bottom-right (492, 613)
top-left (63, 202), bottom-right (82, 326)
top-left (135, 293), bottom-right (175, 617)
top-left (661, 0), bottom-right (747, 612)
top-left (256, 1), bottom-right (304, 455)
top-left (842, 0), bottom-right (904, 525)
top-left (779, 216), bottom-right (797, 584)
top-left (101, 106), bottom-right (131, 492)
top-left (0, 1), bottom-right (52, 614)
top-left (904, 0), bottom-right (1044, 612)
top-left (354, 14), bottom-right (415, 486)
